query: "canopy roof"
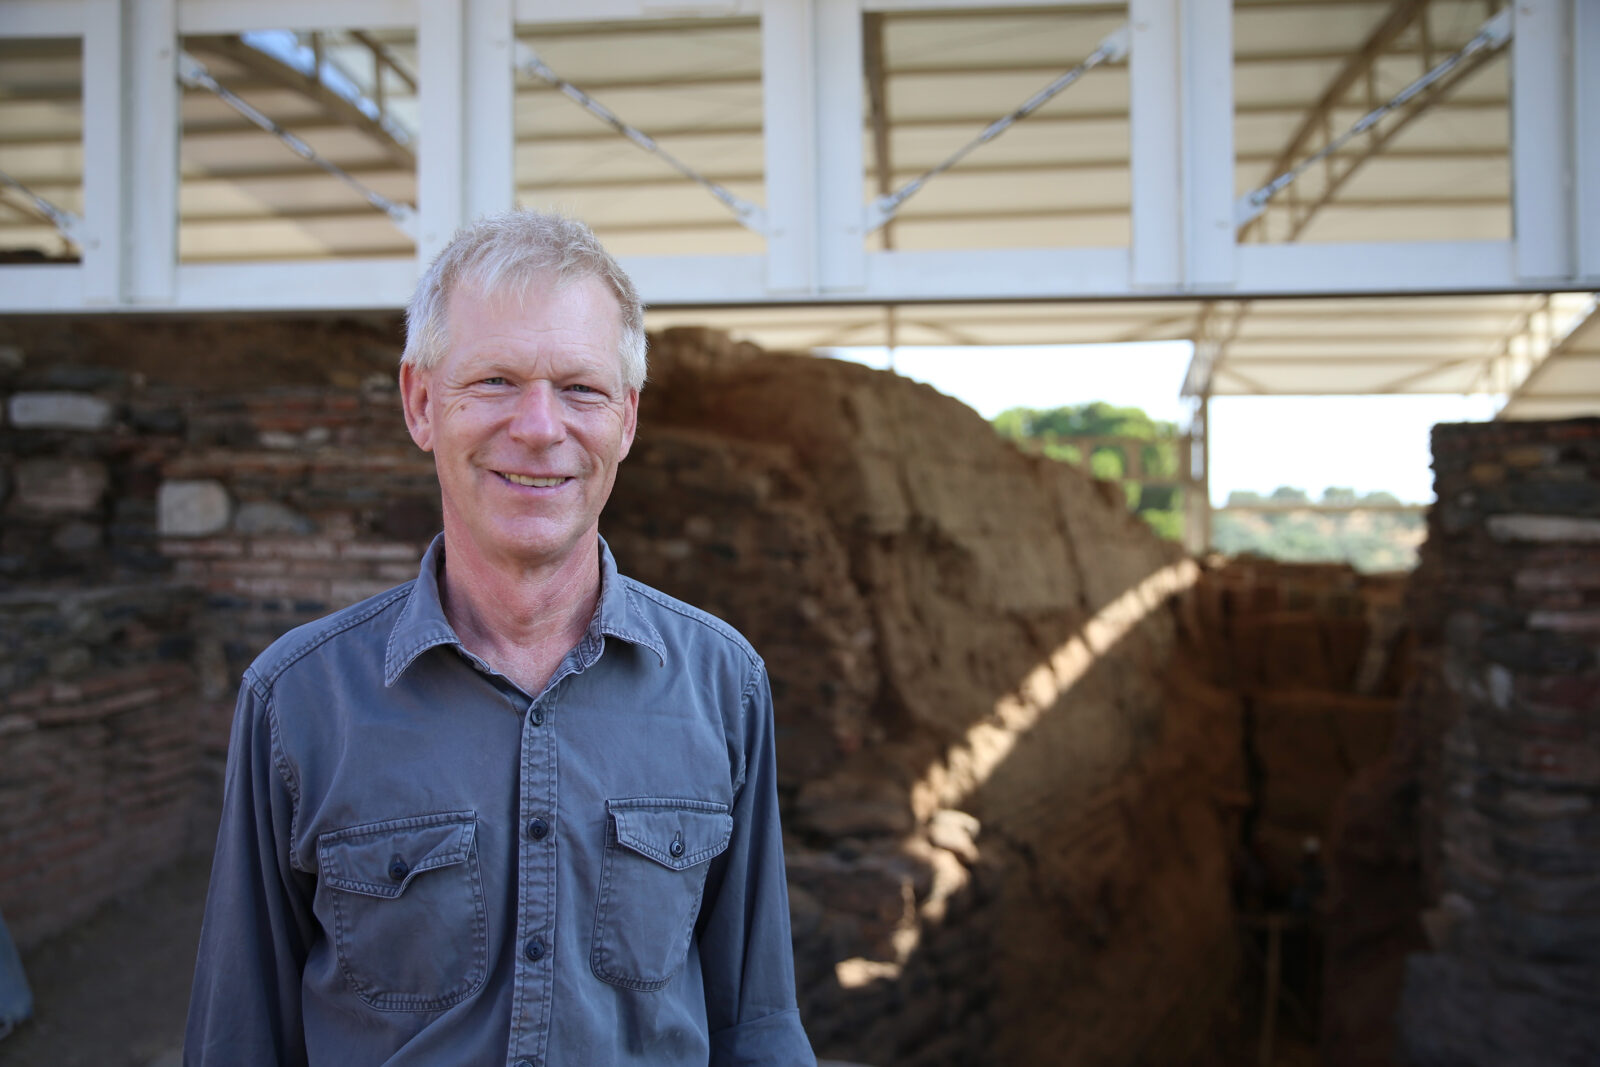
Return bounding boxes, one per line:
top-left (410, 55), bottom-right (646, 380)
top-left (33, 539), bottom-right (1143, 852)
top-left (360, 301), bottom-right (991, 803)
top-left (0, 0), bottom-right (1595, 411)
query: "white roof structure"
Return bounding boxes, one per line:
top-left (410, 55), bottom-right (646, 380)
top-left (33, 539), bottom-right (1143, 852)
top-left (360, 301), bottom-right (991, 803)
top-left (0, 0), bottom-right (1596, 415)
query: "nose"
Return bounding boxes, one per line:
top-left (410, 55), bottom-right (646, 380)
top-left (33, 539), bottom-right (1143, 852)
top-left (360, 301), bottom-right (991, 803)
top-left (507, 382), bottom-right (566, 446)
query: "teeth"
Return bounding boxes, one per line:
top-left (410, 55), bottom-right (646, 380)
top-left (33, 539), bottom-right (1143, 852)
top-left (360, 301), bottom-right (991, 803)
top-left (503, 473), bottom-right (564, 488)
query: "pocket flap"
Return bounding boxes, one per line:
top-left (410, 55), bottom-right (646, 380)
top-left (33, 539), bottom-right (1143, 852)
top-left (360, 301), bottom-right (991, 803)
top-left (318, 811), bottom-right (478, 899)
top-left (608, 799), bottom-right (733, 871)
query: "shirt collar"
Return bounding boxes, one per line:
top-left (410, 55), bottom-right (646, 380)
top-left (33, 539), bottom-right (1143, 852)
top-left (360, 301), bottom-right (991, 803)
top-left (384, 533), bottom-right (665, 686)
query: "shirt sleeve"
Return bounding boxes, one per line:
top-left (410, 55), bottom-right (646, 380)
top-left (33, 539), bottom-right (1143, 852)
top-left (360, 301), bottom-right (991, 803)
top-left (697, 665), bottom-right (817, 1067)
top-left (185, 674), bottom-right (315, 1066)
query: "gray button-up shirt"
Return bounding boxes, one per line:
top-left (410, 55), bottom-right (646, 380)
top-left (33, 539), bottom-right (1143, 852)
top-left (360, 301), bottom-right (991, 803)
top-left (186, 536), bottom-right (814, 1066)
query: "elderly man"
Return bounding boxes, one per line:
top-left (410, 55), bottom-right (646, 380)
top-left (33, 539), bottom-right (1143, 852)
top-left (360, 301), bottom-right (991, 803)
top-left (186, 212), bottom-right (815, 1066)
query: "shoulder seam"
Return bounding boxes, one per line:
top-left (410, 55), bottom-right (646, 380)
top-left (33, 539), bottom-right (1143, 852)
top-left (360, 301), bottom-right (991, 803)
top-left (620, 577), bottom-right (762, 670)
top-left (254, 583), bottom-right (415, 689)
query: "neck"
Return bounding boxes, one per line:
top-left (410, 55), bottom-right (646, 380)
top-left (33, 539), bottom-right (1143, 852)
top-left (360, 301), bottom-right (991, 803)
top-left (438, 533), bottom-right (603, 695)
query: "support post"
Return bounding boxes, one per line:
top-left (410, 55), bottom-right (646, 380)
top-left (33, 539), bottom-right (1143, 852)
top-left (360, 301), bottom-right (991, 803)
top-left (1129, 0), bottom-right (1181, 288)
top-left (815, 0), bottom-right (866, 292)
top-left (1575, 0), bottom-right (1600, 280)
top-left (1511, 0), bottom-right (1575, 281)
top-left (82, 0), bottom-right (178, 305)
top-left (1183, 393), bottom-right (1211, 555)
top-left (762, 0), bottom-right (819, 293)
top-left (1181, 0), bottom-right (1235, 288)
top-left (417, 0), bottom-right (515, 264)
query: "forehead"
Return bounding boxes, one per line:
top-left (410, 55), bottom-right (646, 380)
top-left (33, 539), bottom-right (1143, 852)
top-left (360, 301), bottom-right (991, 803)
top-left (444, 273), bottom-right (623, 355)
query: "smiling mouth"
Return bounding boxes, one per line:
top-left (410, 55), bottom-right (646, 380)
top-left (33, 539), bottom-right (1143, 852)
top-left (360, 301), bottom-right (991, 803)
top-left (500, 472), bottom-right (568, 488)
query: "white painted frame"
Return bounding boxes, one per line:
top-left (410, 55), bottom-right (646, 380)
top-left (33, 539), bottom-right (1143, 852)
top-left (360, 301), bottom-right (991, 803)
top-left (1, 0), bottom-right (1597, 314)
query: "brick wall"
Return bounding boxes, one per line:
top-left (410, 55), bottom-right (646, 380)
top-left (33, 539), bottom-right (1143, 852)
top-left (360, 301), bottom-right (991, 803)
top-left (0, 319), bottom-right (440, 948)
top-left (0, 587), bottom-right (200, 945)
top-left (1394, 418), bottom-right (1600, 1066)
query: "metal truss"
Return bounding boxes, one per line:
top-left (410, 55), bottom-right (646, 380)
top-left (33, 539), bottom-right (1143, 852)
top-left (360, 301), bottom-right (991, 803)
top-left (1180, 0), bottom-right (1586, 403)
top-left (0, 0), bottom-right (1595, 316)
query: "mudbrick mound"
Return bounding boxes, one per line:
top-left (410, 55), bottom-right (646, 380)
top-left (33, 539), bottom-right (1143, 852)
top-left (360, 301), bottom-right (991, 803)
top-left (605, 328), bottom-right (1245, 1065)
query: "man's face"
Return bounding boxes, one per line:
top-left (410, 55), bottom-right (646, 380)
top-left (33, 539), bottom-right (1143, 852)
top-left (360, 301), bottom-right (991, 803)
top-left (400, 274), bottom-right (638, 573)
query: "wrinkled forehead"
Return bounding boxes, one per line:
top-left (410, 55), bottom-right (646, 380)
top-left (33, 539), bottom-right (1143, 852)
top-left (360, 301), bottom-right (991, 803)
top-left (441, 271), bottom-right (626, 371)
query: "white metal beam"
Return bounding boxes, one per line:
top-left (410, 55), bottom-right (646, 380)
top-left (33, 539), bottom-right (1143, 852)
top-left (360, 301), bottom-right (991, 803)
top-left (815, 0), bottom-right (866, 292)
top-left (863, 0), bottom-right (1110, 8)
top-left (80, 0), bottom-right (127, 305)
top-left (1182, 0), bottom-right (1236, 288)
top-left (5, 240), bottom-right (1593, 316)
top-left (416, 0), bottom-right (515, 264)
top-left (1511, 0), bottom-right (1574, 280)
top-left (176, 0), bottom-right (416, 34)
top-left (81, 0), bottom-right (178, 306)
top-left (515, 0), bottom-right (759, 22)
top-left (1576, 0), bottom-right (1600, 280)
top-left (761, 0), bottom-right (818, 293)
top-left (174, 258), bottom-right (418, 308)
top-left (1129, 0), bottom-right (1181, 289)
top-left (0, 0), bottom-right (86, 36)
top-left (0, 266), bottom-right (86, 309)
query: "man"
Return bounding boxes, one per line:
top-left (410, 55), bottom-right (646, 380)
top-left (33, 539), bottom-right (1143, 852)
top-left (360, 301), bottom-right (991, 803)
top-left (185, 212), bottom-right (815, 1066)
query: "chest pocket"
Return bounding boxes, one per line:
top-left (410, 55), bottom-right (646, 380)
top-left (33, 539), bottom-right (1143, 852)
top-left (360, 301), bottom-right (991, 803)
top-left (591, 798), bottom-right (733, 991)
top-left (315, 811), bottom-right (487, 1012)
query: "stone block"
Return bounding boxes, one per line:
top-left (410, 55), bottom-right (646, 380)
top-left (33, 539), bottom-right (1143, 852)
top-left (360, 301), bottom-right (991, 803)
top-left (51, 521), bottom-right (102, 553)
top-left (233, 500), bottom-right (315, 535)
top-left (1488, 515), bottom-right (1600, 543)
top-left (12, 459), bottom-right (109, 515)
top-left (158, 479), bottom-right (232, 537)
top-left (8, 391), bottom-right (114, 431)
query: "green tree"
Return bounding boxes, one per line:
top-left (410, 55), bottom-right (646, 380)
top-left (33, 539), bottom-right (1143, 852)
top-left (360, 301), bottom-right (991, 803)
top-left (992, 401), bottom-right (1184, 541)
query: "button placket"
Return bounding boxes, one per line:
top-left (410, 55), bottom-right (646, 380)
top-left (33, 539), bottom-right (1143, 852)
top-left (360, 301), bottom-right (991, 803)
top-left (509, 690), bottom-right (558, 1064)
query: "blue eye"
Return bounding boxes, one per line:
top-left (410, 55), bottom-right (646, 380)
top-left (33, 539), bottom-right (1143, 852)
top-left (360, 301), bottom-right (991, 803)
top-left (482, 376), bottom-right (507, 386)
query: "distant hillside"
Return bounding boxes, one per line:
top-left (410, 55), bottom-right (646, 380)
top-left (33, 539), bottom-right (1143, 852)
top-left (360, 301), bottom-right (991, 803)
top-left (1213, 488), bottom-right (1426, 572)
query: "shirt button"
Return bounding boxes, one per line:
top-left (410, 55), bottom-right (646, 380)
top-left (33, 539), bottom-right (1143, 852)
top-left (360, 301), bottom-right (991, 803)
top-left (524, 938), bottom-right (545, 962)
top-left (526, 817), bottom-right (550, 841)
top-left (388, 855), bottom-right (409, 881)
top-left (531, 708), bottom-right (545, 726)
top-left (515, 1061), bottom-right (535, 1067)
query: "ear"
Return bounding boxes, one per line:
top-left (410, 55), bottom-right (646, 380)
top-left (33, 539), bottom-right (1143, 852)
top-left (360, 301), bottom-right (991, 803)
top-left (399, 362), bottom-right (435, 452)
top-left (617, 388), bottom-right (640, 461)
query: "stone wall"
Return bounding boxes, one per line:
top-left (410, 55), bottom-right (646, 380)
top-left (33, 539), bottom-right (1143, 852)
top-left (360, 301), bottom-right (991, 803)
top-left (1, 317), bottom-right (1246, 1065)
top-left (0, 585), bottom-right (199, 945)
top-left (0, 317), bottom-right (430, 947)
top-left (1393, 418), bottom-right (1600, 1066)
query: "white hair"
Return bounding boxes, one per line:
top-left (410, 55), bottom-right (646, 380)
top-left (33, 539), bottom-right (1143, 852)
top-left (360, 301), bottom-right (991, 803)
top-left (402, 211), bottom-right (647, 390)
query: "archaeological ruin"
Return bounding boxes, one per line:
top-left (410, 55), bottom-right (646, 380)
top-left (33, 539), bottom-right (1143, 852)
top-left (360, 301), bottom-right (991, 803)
top-left (1, 314), bottom-right (1597, 1065)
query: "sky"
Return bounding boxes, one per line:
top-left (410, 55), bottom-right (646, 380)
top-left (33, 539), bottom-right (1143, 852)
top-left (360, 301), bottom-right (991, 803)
top-left (825, 343), bottom-right (1500, 506)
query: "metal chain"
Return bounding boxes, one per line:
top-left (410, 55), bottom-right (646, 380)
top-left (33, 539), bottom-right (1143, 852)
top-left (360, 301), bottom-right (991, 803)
top-left (513, 42), bottom-right (767, 233)
top-left (0, 168), bottom-right (84, 243)
top-left (866, 23), bottom-right (1130, 233)
top-left (1236, 8), bottom-right (1512, 227)
top-left (177, 52), bottom-right (418, 236)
